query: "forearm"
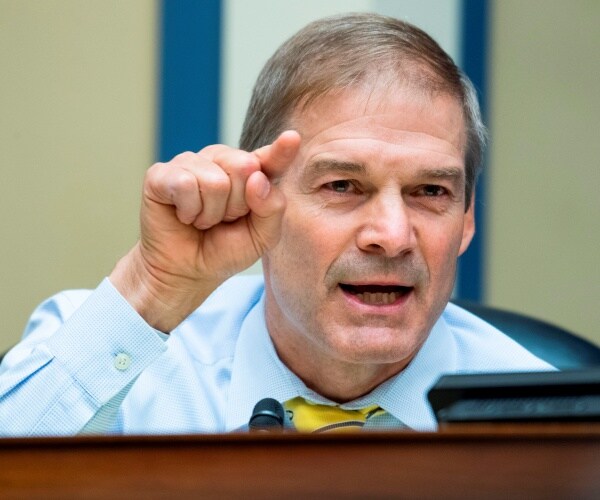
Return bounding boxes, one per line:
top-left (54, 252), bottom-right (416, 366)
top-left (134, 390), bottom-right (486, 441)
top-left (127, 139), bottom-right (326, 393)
top-left (0, 279), bottom-right (167, 436)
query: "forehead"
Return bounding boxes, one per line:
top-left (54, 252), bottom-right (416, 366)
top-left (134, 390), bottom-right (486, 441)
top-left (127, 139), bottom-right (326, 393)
top-left (289, 84), bottom-right (466, 164)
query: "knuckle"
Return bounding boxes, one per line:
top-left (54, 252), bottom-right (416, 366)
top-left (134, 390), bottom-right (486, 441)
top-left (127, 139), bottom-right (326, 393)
top-left (171, 151), bottom-right (198, 165)
top-left (198, 144), bottom-right (226, 156)
top-left (145, 162), bottom-right (165, 179)
top-left (170, 171), bottom-right (197, 194)
top-left (203, 171), bottom-right (231, 194)
top-left (237, 163), bottom-right (261, 181)
top-left (214, 150), bottom-right (261, 177)
top-left (144, 163), bottom-right (168, 192)
top-left (233, 153), bottom-right (261, 176)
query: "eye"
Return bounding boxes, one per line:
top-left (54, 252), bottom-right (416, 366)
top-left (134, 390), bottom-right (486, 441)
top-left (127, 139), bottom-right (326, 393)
top-left (325, 180), bottom-right (354, 193)
top-left (419, 185), bottom-right (448, 197)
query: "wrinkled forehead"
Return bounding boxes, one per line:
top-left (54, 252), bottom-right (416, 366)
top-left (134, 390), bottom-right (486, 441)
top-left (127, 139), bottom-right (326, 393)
top-left (288, 82), bottom-right (467, 158)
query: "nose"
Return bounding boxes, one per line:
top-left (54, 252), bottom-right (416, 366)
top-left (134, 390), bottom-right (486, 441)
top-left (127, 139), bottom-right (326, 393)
top-left (355, 193), bottom-right (416, 258)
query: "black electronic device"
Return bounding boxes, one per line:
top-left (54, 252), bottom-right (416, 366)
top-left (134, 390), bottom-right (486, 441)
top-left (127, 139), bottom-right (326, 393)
top-left (427, 368), bottom-right (600, 423)
top-left (248, 398), bottom-right (285, 431)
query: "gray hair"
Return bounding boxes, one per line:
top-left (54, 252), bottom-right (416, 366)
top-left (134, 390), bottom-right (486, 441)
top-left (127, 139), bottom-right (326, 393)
top-left (240, 12), bottom-right (487, 208)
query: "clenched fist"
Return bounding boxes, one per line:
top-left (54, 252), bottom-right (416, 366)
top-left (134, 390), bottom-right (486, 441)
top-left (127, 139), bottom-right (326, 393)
top-left (110, 131), bottom-right (301, 332)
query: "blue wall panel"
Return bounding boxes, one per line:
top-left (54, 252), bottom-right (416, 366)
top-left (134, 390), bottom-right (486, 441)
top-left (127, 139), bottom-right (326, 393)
top-left (457, 0), bottom-right (490, 302)
top-left (158, 0), bottom-right (221, 162)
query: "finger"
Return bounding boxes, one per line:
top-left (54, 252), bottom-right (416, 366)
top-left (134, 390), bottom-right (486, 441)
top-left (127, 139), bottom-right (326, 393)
top-left (190, 162), bottom-right (232, 230)
top-left (244, 170), bottom-right (287, 253)
top-left (157, 150), bottom-right (229, 227)
top-left (253, 130), bottom-right (301, 179)
top-left (210, 148), bottom-right (261, 220)
top-left (170, 147), bottom-right (259, 227)
top-left (144, 162), bottom-right (203, 225)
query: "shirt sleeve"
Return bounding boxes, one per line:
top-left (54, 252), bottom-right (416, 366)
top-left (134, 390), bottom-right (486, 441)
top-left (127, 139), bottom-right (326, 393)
top-left (0, 278), bottom-right (167, 436)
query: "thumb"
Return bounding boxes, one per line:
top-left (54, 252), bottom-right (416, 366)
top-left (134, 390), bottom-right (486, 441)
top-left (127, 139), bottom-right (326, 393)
top-left (253, 130), bottom-right (301, 179)
top-left (245, 170), bottom-right (287, 253)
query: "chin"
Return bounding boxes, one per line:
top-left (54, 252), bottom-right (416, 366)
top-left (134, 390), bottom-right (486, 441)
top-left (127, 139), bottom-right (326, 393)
top-left (328, 328), bottom-right (423, 366)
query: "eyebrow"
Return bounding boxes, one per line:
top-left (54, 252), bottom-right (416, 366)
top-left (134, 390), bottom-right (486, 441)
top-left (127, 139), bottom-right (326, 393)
top-left (303, 161), bottom-right (464, 182)
top-left (303, 159), bottom-right (367, 178)
top-left (420, 167), bottom-right (465, 182)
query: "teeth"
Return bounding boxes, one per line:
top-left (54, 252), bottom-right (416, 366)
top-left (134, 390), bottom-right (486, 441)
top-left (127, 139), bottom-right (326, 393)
top-left (356, 292), bottom-right (398, 305)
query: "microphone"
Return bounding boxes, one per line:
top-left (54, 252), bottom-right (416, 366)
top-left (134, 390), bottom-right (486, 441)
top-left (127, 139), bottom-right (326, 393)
top-left (249, 398), bottom-right (285, 432)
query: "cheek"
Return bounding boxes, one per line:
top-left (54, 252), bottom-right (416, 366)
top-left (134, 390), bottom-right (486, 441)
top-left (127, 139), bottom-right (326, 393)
top-left (269, 207), bottom-right (326, 282)
top-left (279, 198), bottom-right (347, 258)
top-left (416, 218), bottom-right (465, 271)
top-left (267, 200), bottom-right (353, 308)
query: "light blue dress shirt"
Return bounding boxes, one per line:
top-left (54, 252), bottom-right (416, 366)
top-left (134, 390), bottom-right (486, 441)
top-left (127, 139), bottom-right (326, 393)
top-left (0, 275), bottom-right (553, 436)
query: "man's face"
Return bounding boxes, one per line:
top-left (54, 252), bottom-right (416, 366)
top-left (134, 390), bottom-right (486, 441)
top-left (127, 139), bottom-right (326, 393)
top-left (262, 84), bottom-right (474, 386)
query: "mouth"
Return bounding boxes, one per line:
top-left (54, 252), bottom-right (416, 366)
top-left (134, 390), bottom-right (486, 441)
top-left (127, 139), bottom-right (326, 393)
top-left (338, 283), bottom-right (414, 306)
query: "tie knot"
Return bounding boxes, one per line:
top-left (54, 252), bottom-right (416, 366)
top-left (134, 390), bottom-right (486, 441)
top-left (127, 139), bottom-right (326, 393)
top-left (284, 397), bottom-right (385, 433)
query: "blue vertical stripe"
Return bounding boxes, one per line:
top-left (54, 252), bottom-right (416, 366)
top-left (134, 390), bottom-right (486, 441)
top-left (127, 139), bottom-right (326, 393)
top-left (457, 0), bottom-right (490, 302)
top-left (158, 0), bottom-right (221, 162)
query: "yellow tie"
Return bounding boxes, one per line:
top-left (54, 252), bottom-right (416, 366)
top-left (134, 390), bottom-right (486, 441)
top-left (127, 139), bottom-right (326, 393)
top-left (284, 397), bottom-right (385, 433)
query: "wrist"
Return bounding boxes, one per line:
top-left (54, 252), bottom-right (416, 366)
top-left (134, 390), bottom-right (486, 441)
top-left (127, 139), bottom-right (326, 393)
top-left (109, 243), bottom-right (218, 332)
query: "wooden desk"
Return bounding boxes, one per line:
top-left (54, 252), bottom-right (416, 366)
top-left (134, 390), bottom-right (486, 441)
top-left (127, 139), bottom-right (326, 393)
top-left (1, 424), bottom-right (599, 499)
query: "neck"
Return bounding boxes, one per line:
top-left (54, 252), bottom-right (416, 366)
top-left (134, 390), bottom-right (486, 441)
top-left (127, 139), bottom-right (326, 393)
top-left (265, 316), bottom-right (410, 403)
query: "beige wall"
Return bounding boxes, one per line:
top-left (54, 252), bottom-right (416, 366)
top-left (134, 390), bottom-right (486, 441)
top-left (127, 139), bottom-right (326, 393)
top-left (0, 1), bottom-right (157, 352)
top-left (0, 0), bottom-right (597, 354)
top-left (488, 0), bottom-right (600, 343)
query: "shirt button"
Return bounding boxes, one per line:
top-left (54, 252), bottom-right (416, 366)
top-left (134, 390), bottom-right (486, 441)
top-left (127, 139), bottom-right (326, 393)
top-left (114, 352), bottom-right (132, 371)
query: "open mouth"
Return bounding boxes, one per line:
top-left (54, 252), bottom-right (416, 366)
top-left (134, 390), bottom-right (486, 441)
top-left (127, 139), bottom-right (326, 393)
top-left (339, 283), bottom-right (413, 305)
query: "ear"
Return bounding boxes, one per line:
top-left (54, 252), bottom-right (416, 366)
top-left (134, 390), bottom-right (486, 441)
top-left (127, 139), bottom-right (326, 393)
top-left (458, 193), bottom-right (475, 256)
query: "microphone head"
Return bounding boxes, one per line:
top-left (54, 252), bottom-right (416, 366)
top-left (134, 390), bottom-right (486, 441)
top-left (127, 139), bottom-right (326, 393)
top-left (249, 398), bottom-right (285, 431)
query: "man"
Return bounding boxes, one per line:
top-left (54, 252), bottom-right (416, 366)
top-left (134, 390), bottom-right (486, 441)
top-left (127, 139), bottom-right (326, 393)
top-left (0, 13), bottom-right (551, 435)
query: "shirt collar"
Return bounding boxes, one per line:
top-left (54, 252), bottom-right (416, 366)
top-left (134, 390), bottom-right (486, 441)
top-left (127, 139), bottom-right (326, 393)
top-left (225, 290), bottom-right (457, 431)
top-left (375, 315), bottom-right (457, 430)
top-left (225, 292), bottom-right (303, 430)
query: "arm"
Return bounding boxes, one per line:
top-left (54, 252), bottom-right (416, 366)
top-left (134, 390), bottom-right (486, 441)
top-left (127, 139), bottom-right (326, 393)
top-left (0, 132), bottom-right (301, 435)
top-left (0, 280), bottom-right (167, 436)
